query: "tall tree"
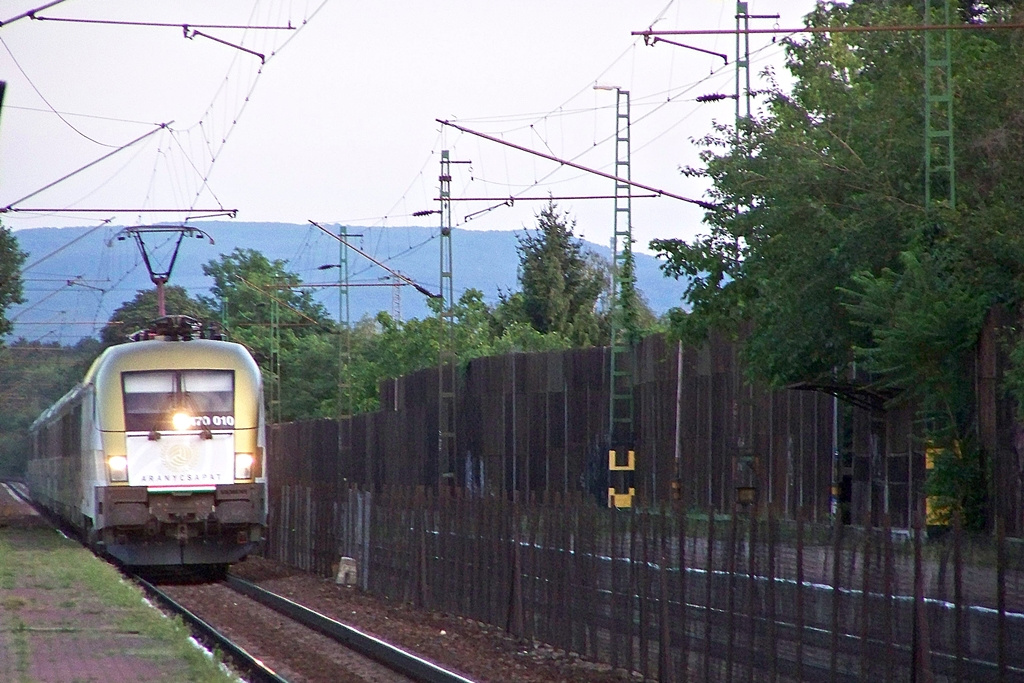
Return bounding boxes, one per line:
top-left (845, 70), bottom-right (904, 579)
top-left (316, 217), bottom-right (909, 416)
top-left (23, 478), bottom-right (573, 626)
top-left (0, 222), bottom-right (26, 341)
top-left (496, 201), bottom-right (608, 347)
top-left (200, 248), bottom-right (337, 422)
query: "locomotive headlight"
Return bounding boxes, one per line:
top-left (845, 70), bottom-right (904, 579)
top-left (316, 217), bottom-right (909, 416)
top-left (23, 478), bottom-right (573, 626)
top-left (171, 411), bottom-right (193, 431)
top-left (107, 455), bottom-right (129, 482)
top-left (234, 453), bottom-right (254, 480)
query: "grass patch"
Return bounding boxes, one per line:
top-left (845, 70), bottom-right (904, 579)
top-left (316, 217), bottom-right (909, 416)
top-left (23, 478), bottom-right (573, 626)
top-left (1, 596), bottom-right (27, 610)
top-left (0, 527), bottom-right (237, 683)
top-left (11, 617), bottom-right (30, 678)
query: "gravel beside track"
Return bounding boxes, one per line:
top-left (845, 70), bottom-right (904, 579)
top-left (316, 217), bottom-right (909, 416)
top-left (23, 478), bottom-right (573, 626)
top-left (229, 557), bottom-right (627, 683)
top-left (159, 579), bottom-right (417, 683)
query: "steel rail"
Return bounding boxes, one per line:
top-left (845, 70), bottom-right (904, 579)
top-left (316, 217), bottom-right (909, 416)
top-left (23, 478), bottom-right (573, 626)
top-left (226, 575), bottom-right (477, 683)
top-left (135, 576), bottom-right (290, 683)
top-left (0, 480), bottom-right (32, 505)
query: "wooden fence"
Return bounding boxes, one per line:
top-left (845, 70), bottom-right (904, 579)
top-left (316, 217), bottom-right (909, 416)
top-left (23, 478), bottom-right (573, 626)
top-left (270, 332), bottom-right (839, 522)
top-left (265, 485), bottom-right (1024, 682)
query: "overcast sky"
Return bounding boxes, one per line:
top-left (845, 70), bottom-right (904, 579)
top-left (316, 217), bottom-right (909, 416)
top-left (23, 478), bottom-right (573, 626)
top-left (2, 0), bottom-right (820, 258)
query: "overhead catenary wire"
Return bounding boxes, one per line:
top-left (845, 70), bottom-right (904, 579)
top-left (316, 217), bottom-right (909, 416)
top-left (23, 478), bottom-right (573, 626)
top-left (438, 119), bottom-right (715, 209)
top-left (309, 220), bottom-right (440, 299)
top-left (634, 21), bottom-right (1024, 37)
top-left (441, 34), bottom-right (780, 220)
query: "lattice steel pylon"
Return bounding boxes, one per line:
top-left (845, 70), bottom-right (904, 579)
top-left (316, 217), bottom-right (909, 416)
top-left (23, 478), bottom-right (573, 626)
top-left (338, 225), bottom-right (352, 456)
top-left (438, 150), bottom-right (457, 486)
top-left (736, 2), bottom-right (753, 125)
top-left (607, 88), bottom-right (636, 509)
top-left (924, 0), bottom-right (956, 210)
top-left (270, 297), bottom-right (281, 425)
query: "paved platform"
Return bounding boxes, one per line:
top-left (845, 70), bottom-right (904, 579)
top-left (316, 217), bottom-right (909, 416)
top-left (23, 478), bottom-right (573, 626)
top-left (0, 483), bottom-right (235, 683)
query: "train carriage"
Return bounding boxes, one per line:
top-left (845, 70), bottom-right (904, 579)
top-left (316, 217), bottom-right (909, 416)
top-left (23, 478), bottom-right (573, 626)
top-left (28, 316), bottom-right (267, 568)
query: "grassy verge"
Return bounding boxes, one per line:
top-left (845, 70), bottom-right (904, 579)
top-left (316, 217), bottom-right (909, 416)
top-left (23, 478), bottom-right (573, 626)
top-left (0, 526), bottom-right (237, 683)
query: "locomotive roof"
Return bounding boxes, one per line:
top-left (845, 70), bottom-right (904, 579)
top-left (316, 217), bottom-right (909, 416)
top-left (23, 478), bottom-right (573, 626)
top-left (32, 338), bottom-right (261, 433)
top-left (84, 337), bottom-right (259, 384)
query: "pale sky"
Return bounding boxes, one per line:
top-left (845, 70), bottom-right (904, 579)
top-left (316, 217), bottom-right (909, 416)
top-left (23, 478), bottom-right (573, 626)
top-left (1, 0), bottom-right (819, 257)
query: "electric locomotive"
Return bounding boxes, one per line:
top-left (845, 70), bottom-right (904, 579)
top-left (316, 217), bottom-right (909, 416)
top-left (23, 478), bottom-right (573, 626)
top-left (28, 316), bottom-right (266, 568)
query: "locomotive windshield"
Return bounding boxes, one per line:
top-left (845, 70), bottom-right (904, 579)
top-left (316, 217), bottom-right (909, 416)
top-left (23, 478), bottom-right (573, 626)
top-left (122, 370), bottom-right (234, 432)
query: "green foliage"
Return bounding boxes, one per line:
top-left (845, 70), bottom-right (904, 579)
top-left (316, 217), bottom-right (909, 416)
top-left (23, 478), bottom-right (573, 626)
top-left (346, 289), bottom-right (572, 413)
top-left (0, 222), bottom-right (27, 341)
top-left (925, 443), bottom-right (987, 531)
top-left (200, 248), bottom-right (336, 422)
top-left (0, 338), bottom-right (101, 476)
top-left (495, 201), bottom-right (609, 347)
top-left (652, 1), bottom-right (1024, 523)
top-left (842, 250), bottom-right (989, 424)
top-left (656, 2), bottom-right (1024, 388)
top-left (99, 285), bottom-right (216, 345)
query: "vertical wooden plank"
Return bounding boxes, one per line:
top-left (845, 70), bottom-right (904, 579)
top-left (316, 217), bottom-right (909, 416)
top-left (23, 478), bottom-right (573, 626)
top-left (634, 507), bottom-right (643, 679)
top-left (726, 508), bottom-right (738, 681)
top-left (659, 504), bottom-right (671, 683)
top-left (997, 515), bottom-right (1006, 681)
top-left (639, 508), bottom-right (650, 681)
top-left (953, 511), bottom-right (964, 683)
top-left (746, 506), bottom-right (757, 683)
top-left (610, 507), bottom-right (620, 671)
top-left (677, 503), bottom-right (689, 682)
top-left (883, 513), bottom-right (895, 683)
top-left (509, 498), bottom-right (524, 638)
top-left (796, 508), bottom-right (805, 683)
top-left (830, 516), bottom-right (843, 683)
top-left (860, 525), bottom-right (872, 681)
top-left (767, 506), bottom-right (778, 683)
top-left (417, 487), bottom-right (429, 609)
top-left (911, 512), bottom-right (928, 683)
top-left (362, 488), bottom-right (371, 591)
top-left (704, 508), bottom-right (715, 683)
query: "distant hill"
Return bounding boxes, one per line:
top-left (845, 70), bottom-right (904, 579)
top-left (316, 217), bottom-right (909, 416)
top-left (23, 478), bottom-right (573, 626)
top-left (8, 221), bottom-right (687, 343)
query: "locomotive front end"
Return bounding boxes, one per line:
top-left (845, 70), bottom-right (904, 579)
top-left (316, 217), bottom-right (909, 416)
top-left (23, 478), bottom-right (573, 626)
top-left (92, 327), bottom-right (266, 567)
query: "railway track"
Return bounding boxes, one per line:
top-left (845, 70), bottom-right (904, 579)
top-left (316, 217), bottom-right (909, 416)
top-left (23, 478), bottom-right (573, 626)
top-left (3, 480), bottom-right (474, 683)
top-left (139, 573), bottom-right (476, 683)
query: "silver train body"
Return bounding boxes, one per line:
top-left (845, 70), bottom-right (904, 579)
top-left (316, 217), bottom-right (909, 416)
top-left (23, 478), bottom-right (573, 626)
top-left (28, 322), bottom-right (267, 567)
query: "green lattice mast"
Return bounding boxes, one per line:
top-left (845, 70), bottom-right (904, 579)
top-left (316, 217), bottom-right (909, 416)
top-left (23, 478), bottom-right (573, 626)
top-left (607, 88), bottom-right (636, 508)
top-left (438, 150), bottom-right (456, 486)
top-left (924, 0), bottom-right (956, 210)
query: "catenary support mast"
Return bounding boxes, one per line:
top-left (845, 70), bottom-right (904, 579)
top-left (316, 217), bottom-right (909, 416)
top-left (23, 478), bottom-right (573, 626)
top-left (438, 151), bottom-right (457, 486)
top-left (924, 0), bottom-right (956, 210)
top-left (606, 88), bottom-right (637, 509)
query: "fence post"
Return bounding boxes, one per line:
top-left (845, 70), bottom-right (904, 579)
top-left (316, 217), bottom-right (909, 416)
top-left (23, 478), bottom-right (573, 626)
top-left (859, 522), bottom-right (873, 680)
top-left (628, 506), bottom-right (638, 677)
top-left (796, 508), bottom-right (805, 683)
top-left (659, 504), bottom-right (671, 683)
top-left (639, 508), bottom-right (650, 680)
top-left (830, 511), bottom-right (844, 683)
top-left (361, 488), bottom-right (371, 591)
top-left (509, 499), bottom-right (524, 638)
top-left (726, 507), bottom-right (739, 681)
top-left (883, 513), bottom-right (895, 683)
top-left (746, 504), bottom-right (757, 683)
top-left (911, 512), bottom-right (933, 683)
top-left (997, 515), bottom-right (1006, 680)
top-left (610, 506), bottom-right (620, 670)
top-left (677, 501), bottom-right (689, 682)
top-left (416, 486), bottom-right (429, 609)
top-left (704, 508), bottom-right (715, 683)
top-left (767, 506), bottom-right (778, 683)
top-left (952, 510), bottom-right (964, 683)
